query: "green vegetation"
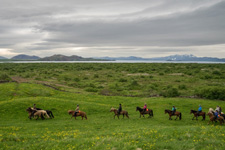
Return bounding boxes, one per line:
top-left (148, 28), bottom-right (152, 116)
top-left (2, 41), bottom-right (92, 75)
top-left (0, 63), bottom-right (225, 149)
top-left (0, 63), bottom-right (225, 99)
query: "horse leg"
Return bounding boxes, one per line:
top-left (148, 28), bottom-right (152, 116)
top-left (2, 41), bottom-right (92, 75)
top-left (117, 115), bottom-right (119, 119)
top-left (175, 115), bottom-right (178, 120)
top-left (123, 114), bottom-right (124, 119)
top-left (126, 114), bottom-right (129, 118)
top-left (114, 115), bottom-right (116, 119)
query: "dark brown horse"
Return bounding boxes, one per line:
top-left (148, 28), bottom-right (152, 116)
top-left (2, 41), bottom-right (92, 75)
top-left (190, 110), bottom-right (205, 120)
top-left (165, 109), bottom-right (182, 120)
top-left (136, 106), bottom-right (153, 118)
top-left (68, 110), bottom-right (87, 120)
top-left (207, 112), bottom-right (224, 125)
top-left (110, 108), bottom-right (129, 119)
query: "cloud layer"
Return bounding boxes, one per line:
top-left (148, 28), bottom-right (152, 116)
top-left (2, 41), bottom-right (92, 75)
top-left (0, 0), bottom-right (225, 58)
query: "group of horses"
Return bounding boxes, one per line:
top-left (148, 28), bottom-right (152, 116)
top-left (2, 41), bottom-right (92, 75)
top-left (26, 107), bottom-right (54, 120)
top-left (26, 106), bottom-right (225, 125)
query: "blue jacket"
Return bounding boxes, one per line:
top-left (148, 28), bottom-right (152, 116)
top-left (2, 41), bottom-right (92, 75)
top-left (172, 107), bottom-right (176, 111)
top-left (198, 106), bottom-right (202, 111)
top-left (214, 112), bottom-right (219, 118)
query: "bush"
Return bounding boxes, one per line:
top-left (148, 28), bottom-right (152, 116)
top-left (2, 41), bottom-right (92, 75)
top-left (0, 73), bottom-right (11, 81)
top-left (85, 87), bottom-right (98, 92)
top-left (161, 88), bottom-right (180, 97)
top-left (178, 84), bottom-right (187, 90)
top-left (195, 87), bottom-right (225, 100)
top-left (118, 78), bottom-right (127, 82)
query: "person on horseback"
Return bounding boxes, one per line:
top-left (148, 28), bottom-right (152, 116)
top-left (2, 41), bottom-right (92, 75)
top-left (197, 105), bottom-right (202, 116)
top-left (142, 103), bottom-right (147, 113)
top-left (172, 106), bottom-right (176, 115)
top-left (74, 104), bottom-right (80, 117)
top-left (33, 104), bottom-right (37, 110)
top-left (117, 104), bottom-right (122, 115)
top-left (214, 110), bottom-right (219, 121)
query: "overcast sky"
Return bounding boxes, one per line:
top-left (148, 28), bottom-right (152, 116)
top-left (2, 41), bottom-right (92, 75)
top-left (1, 0), bottom-right (225, 58)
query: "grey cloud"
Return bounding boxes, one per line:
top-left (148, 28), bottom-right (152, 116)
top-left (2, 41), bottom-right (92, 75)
top-left (37, 1), bottom-right (225, 48)
top-left (0, 0), bottom-right (225, 58)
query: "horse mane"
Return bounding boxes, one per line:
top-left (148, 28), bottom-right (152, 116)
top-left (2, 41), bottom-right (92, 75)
top-left (111, 107), bottom-right (117, 111)
top-left (165, 109), bottom-right (171, 112)
top-left (191, 110), bottom-right (197, 113)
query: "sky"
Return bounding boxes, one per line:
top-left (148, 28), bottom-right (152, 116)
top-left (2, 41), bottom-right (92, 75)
top-left (0, 0), bottom-right (225, 58)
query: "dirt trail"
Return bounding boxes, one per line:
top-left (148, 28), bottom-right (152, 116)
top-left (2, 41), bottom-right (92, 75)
top-left (10, 76), bottom-right (79, 93)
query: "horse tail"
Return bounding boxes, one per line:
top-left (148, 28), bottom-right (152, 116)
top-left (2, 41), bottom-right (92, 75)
top-left (179, 113), bottom-right (182, 120)
top-left (126, 112), bottom-right (129, 118)
top-left (51, 111), bottom-right (54, 118)
top-left (203, 113), bottom-right (205, 120)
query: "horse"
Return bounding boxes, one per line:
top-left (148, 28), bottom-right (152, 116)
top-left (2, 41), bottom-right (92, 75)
top-left (190, 110), bottom-right (205, 120)
top-left (207, 112), bottom-right (224, 125)
top-left (26, 107), bottom-right (45, 120)
top-left (110, 107), bottom-right (129, 119)
top-left (208, 108), bottom-right (215, 114)
top-left (136, 106), bottom-right (153, 118)
top-left (26, 107), bottom-right (50, 119)
top-left (68, 110), bottom-right (87, 120)
top-left (165, 109), bottom-right (182, 120)
top-left (35, 107), bottom-right (54, 119)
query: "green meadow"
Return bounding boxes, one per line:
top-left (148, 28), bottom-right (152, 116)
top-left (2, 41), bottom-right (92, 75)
top-left (0, 63), bottom-right (225, 150)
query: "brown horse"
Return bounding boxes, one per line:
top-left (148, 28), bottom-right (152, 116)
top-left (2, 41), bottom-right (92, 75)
top-left (207, 112), bottom-right (224, 125)
top-left (190, 110), bottom-right (205, 120)
top-left (165, 109), bottom-right (182, 120)
top-left (110, 107), bottom-right (129, 119)
top-left (68, 110), bottom-right (87, 120)
top-left (136, 106), bottom-right (153, 118)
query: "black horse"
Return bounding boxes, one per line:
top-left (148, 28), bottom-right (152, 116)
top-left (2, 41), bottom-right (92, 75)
top-left (136, 106), bottom-right (153, 118)
top-left (34, 108), bottom-right (54, 119)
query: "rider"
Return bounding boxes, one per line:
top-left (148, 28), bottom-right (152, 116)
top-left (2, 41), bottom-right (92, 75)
top-left (172, 106), bottom-right (176, 115)
top-left (197, 105), bottom-right (202, 116)
top-left (33, 104), bottom-right (37, 110)
top-left (142, 103), bottom-right (147, 113)
top-left (74, 104), bottom-right (80, 117)
top-left (214, 110), bottom-right (219, 121)
top-left (117, 104), bottom-right (122, 115)
top-left (216, 105), bottom-right (221, 115)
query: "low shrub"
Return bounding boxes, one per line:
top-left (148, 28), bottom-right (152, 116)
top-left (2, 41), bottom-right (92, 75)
top-left (195, 87), bottom-right (225, 100)
top-left (160, 88), bottom-right (180, 97)
top-left (0, 73), bottom-right (12, 81)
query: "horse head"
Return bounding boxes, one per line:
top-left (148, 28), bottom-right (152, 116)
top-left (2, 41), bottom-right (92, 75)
top-left (208, 108), bottom-right (215, 114)
top-left (26, 107), bottom-right (32, 112)
top-left (165, 109), bottom-right (171, 114)
top-left (68, 110), bottom-right (74, 115)
top-left (110, 108), bottom-right (116, 112)
top-left (190, 110), bottom-right (196, 114)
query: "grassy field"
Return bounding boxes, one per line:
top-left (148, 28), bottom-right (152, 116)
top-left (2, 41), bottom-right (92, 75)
top-left (0, 81), bottom-right (225, 150)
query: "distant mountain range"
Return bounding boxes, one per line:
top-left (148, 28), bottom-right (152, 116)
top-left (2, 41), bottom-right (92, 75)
top-left (0, 56), bottom-right (8, 59)
top-left (0, 54), bottom-right (225, 62)
top-left (11, 54), bottom-right (41, 60)
top-left (95, 54), bottom-right (225, 62)
top-left (39, 54), bottom-right (105, 61)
